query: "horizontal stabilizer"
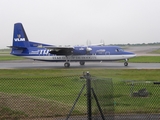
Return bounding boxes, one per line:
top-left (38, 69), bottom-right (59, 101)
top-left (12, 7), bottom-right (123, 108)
top-left (8, 46), bottom-right (27, 50)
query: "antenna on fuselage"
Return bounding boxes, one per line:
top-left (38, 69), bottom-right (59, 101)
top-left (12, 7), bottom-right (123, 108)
top-left (100, 39), bottom-right (105, 46)
top-left (86, 40), bottom-right (91, 46)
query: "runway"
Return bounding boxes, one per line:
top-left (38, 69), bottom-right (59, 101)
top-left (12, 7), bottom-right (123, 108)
top-left (0, 60), bottom-right (160, 69)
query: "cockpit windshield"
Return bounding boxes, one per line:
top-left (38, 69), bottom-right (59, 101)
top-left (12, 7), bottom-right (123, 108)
top-left (115, 48), bottom-right (124, 52)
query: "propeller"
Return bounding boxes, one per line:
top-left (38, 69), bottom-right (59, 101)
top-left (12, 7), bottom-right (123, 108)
top-left (85, 40), bottom-right (92, 55)
top-left (85, 40), bottom-right (105, 54)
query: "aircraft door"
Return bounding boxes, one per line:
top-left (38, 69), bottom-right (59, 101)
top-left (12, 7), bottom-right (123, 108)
top-left (105, 51), bottom-right (110, 55)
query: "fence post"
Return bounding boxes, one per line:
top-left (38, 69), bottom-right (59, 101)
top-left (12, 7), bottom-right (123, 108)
top-left (130, 81), bottom-right (134, 96)
top-left (86, 71), bottom-right (92, 120)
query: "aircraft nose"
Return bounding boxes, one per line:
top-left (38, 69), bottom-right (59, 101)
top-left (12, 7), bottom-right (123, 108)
top-left (129, 52), bottom-right (136, 57)
top-left (124, 51), bottom-right (136, 58)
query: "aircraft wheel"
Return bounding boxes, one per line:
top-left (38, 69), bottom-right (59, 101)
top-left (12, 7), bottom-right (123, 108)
top-left (124, 62), bottom-right (128, 66)
top-left (64, 62), bottom-right (70, 68)
top-left (80, 61), bottom-right (85, 65)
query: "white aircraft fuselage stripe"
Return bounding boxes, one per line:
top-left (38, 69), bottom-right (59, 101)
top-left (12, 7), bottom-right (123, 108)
top-left (23, 54), bottom-right (136, 61)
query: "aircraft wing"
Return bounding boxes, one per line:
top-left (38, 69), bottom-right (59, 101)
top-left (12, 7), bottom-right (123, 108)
top-left (45, 46), bottom-right (74, 55)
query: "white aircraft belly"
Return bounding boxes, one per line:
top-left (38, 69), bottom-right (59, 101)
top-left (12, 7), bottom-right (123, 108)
top-left (25, 55), bottom-right (96, 61)
top-left (24, 54), bottom-right (135, 61)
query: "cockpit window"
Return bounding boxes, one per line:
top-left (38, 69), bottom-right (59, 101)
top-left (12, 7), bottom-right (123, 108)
top-left (115, 48), bottom-right (124, 52)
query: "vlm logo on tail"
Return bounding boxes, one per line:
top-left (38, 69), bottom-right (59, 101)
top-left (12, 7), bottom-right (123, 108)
top-left (14, 34), bottom-right (25, 41)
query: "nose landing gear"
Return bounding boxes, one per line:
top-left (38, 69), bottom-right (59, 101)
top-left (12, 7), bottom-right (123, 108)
top-left (124, 61), bottom-right (128, 66)
top-left (124, 59), bottom-right (128, 66)
top-left (64, 56), bottom-right (71, 68)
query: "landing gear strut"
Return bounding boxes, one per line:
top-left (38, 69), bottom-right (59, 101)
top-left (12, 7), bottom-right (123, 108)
top-left (124, 59), bottom-right (128, 66)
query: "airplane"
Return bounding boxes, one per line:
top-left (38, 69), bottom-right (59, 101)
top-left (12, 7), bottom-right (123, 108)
top-left (8, 23), bottom-right (136, 68)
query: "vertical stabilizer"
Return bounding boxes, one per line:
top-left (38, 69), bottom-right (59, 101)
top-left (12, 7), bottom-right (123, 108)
top-left (13, 23), bottom-right (30, 48)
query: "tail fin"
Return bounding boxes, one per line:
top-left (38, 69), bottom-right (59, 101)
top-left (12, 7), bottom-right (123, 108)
top-left (12, 23), bottom-right (30, 48)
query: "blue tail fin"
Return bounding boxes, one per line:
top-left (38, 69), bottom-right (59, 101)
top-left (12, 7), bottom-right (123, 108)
top-left (12, 23), bottom-right (30, 48)
top-left (9, 23), bottom-right (52, 56)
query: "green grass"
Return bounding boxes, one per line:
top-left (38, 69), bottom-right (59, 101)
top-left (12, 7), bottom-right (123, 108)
top-left (150, 48), bottom-right (160, 54)
top-left (0, 69), bottom-right (160, 79)
top-left (0, 55), bottom-right (24, 61)
top-left (0, 49), bottom-right (24, 61)
top-left (0, 49), bottom-right (10, 54)
top-left (0, 69), bottom-right (160, 115)
top-left (128, 56), bottom-right (160, 63)
top-left (114, 82), bottom-right (160, 113)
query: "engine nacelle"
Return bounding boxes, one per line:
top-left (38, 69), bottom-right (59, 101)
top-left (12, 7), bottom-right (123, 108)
top-left (86, 47), bottom-right (92, 52)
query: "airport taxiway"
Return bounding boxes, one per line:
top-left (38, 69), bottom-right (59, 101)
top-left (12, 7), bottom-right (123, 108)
top-left (0, 60), bottom-right (160, 69)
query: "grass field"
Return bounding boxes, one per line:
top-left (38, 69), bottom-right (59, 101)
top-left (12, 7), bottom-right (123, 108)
top-left (0, 49), bottom-right (24, 60)
top-left (0, 69), bottom-right (160, 118)
top-left (0, 55), bottom-right (24, 61)
top-left (150, 48), bottom-right (160, 54)
top-left (129, 56), bottom-right (160, 63)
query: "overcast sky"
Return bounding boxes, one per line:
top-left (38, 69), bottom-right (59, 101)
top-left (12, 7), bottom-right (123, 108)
top-left (0, 0), bottom-right (160, 48)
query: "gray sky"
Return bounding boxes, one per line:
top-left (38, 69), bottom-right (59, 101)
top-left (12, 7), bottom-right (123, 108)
top-left (0, 0), bottom-right (160, 48)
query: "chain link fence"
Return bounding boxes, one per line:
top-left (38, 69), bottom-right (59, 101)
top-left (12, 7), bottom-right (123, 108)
top-left (0, 72), bottom-right (159, 120)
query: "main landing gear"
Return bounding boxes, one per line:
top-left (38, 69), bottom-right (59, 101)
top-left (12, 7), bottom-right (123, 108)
top-left (64, 61), bottom-right (85, 68)
top-left (64, 62), bottom-right (70, 68)
top-left (64, 56), bottom-right (71, 68)
top-left (79, 61), bottom-right (85, 66)
top-left (124, 59), bottom-right (128, 66)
